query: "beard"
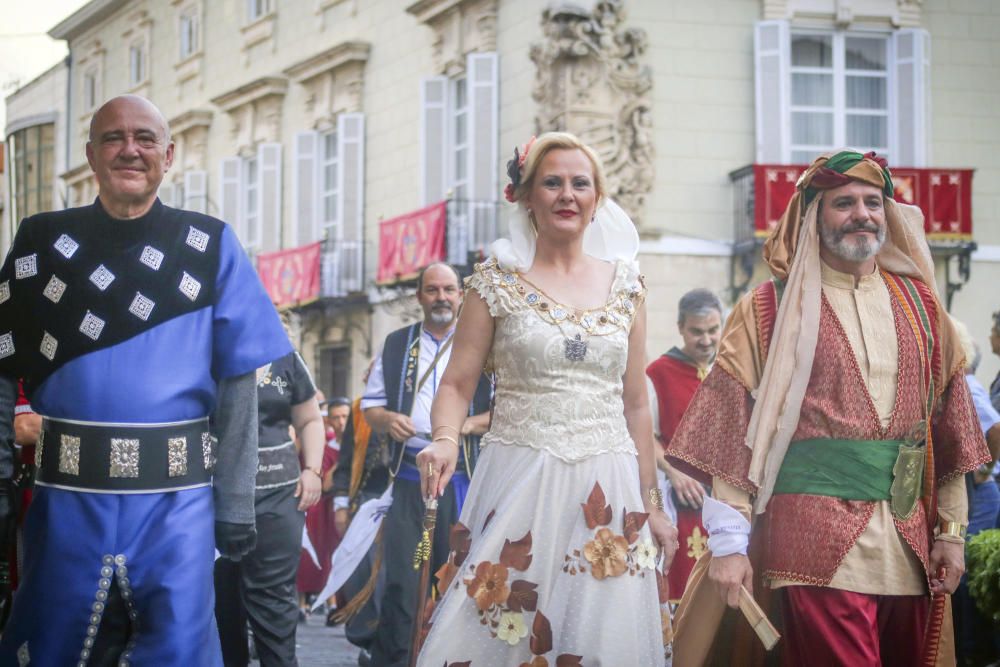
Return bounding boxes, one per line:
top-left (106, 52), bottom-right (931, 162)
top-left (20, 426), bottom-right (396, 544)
top-left (429, 304), bottom-right (455, 325)
top-left (819, 219), bottom-right (886, 262)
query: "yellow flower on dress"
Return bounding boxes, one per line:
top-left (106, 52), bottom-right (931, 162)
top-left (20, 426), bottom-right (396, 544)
top-left (466, 561), bottom-right (511, 611)
top-left (496, 610), bottom-right (528, 646)
top-left (583, 527), bottom-right (629, 580)
top-left (635, 539), bottom-right (658, 570)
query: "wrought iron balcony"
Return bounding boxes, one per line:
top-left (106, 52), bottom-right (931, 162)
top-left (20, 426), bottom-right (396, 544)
top-left (445, 198), bottom-right (505, 268)
top-left (321, 238), bottom-right (366, 299)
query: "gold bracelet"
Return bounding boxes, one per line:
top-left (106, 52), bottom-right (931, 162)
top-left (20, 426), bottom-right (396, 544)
top-left (433, 425), bottom-right (460, 436)
top-left (433, 435), bottom-right (460, 448)
top-left (647, 487), bottom-right (665, 511)
top-left (303, 466), bottom-right (322, 478)
top-left (939, 521), bottom-right (967, 539)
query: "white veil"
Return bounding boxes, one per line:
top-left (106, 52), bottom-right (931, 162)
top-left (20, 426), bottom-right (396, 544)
top-left (490, 197), bottom-right (641, 276)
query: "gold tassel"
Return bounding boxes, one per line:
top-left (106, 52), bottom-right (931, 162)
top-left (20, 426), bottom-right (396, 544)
top-left (412, 528), bottom-right (432, 570)
top-left (332, 522), bottom-right (384, 624)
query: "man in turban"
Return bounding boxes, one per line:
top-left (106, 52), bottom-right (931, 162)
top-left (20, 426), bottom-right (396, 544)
top-left (667, 151), bottom-right (989, 665)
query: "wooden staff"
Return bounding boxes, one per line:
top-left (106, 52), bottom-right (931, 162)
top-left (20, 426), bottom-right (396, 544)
top-left (407, 495), bottom-right (438, 667)
top-left (738, 585), bottom-right (780, 651)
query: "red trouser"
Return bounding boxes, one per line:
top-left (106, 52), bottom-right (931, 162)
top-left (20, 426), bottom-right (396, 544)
top-left (781, 586), bottom-right (928, 667)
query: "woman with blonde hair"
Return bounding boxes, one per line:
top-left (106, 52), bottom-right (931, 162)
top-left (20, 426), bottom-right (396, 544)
top-left (415, 132), bottom-right (677, 664)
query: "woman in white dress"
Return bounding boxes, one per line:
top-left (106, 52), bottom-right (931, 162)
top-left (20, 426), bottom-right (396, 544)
top-left (416, 132), bottom-right (678, 666)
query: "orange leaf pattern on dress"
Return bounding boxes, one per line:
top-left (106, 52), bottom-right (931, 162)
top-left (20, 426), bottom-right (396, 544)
top-left (435, 560), bottom-right (459, 594)
top-left (450, 522), bottom-right (472, 567)
top-left (581, 482), bottom-right (613, 529)
top-left (499, 530), bottom-right (533, 571)
top-left (529, 609), bottom-right (554, 656)
top-left (622, 509), bottom-right (649, 545)
top-left (467, 561), bottom-right (511, 612)
top-left (506, 579), bottom-right (538, 613)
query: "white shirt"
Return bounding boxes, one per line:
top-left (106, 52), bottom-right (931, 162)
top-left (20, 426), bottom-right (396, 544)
top-left (361, 325), bottom-right (455, 443)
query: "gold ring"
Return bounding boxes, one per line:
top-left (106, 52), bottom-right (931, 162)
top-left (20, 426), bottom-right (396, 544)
top-left (427, 462), bottom-right (436, 477)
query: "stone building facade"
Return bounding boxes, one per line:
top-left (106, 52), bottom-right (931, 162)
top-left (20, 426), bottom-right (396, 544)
top-left (3, 0), bottom-right (999, 395)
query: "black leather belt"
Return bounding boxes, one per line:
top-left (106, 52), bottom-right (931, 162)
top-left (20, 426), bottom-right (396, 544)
top-left (36, 416), bottom-right (214, 493)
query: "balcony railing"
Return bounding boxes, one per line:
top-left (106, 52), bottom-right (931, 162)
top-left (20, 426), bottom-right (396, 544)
top-left (728, 163), bottom-right (977, 307)
top-left (321, 238), bottom-right (366, 299)
top-left (446, 198), bottom-right (504, 267)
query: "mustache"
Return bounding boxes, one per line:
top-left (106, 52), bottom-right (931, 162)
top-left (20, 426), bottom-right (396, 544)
top-left (431, 301), bottom-right (453, 310)
top-left (840, 220), bottom-right (880, 235)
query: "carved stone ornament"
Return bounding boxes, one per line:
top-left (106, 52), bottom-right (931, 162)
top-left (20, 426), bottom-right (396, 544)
top-left (530, 1), bottom-right (653, 226)
top-left (761, 0), bottom-right (922, 28)
top-left (211, 77), bottom-right (287, 157)
top-left (283, 41), bottom-right (370, 131)
top-left (407, 0), bottom-right (498, 76)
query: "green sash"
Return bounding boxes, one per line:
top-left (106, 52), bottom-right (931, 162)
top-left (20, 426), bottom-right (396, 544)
top-left (773, 438), bottom-right (906, 501)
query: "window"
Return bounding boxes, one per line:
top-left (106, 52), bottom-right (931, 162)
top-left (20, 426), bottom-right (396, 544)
top-left (9, 124), bottom-right (55, 223)
top-left (243, 157), bottom-right (259, 249)
top-left (754, 22), bottom-right (928, 166)
top-left (320, 130), bottom-right (339, 239)
top-left (247, 0), bottom-right (272, 21)
top-left (789, 32), bottom-right (889, 163)
top-left (450, 77), bottom-right (469, 200)
top-left (179, 9), bottom-right (200, 59)
top-left (83, 68), bottom-right (98, 111)
top-left (129, 41), bottom-right (147, 87)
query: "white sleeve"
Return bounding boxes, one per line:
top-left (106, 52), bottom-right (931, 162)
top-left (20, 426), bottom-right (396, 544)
top-left (360, 353), bottom-right (387, 410)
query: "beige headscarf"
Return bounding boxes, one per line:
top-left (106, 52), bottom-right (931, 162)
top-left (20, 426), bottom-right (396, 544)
top-left (744, 151), bottom-right (947, 513)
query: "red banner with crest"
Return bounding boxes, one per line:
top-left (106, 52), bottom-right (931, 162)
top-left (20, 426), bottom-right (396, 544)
top-left (376, 201), bottom-right (447, 284)
top-left (257, 241), bottom-right (322, 308)
top-left (753, 165), bottom-right (974, 241)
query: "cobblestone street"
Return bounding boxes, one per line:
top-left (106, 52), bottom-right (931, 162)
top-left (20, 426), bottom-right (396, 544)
top-left (250, 614), bottom-right (360, 667)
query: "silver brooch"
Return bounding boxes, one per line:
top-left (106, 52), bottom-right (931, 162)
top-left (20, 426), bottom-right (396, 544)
top-left (563, 334), bottom-right (588, 362)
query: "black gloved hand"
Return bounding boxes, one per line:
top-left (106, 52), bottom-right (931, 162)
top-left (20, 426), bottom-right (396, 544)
top-left (215, 521), bottom-right (257, 561)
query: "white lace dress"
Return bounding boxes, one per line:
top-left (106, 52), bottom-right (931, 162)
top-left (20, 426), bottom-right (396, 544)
top-left (417, 258), bottom-right (668, 667)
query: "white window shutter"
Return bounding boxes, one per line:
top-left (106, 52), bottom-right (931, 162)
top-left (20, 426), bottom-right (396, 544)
top-left (337, 112), bottom-right (365, 294)
top-left (158, 182), bottom-right (175, 207)
top-left (420, 76), bottom-right (448, 205)
top-left (184, 170), bottom-right (208, 214)
top-left (754, 20), bottom-right (790, 163)
top-left (220, 157), bottom-right (243, 242)
top-left (258, 142), bottom-right (282, 251)
top-left (467, 52), bottom-right (499, 203)
top-left (293, 130), bottom-right (320, 246)
top-left (892, 29), bottom-right (930, 167)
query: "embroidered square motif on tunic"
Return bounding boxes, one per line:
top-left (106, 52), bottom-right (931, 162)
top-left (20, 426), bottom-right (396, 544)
top-left (89, 265), bottom-right (116, 291)
top-left (110, 438), bottom-right (140, 478)
top-left (0, 332), bottom-right (14, 359)
top-left (14, 254), bottom-right (37, 279)
top-left (0, 280), bottom-right (9, 304)
top-left (79, 312), bottom-right (106, 341)
top-left (53, 234), bottom-right (80, 258)
top-left (128, 292), bottom-right (155, 321)
top-left (179, 272), bottom-right (201, 301)
top-left (59, 434), bottom-right (81, 475)
top-left (168, 437), bottom-right (188, 477)
top-left (139, 245), bottom-right (164, 270)
top-left (40, 332), bottom-right (58, 361)
top-left (186, 227), bottom-right (210, 252)
top-left (43, 275), bottom-right (67, 303)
